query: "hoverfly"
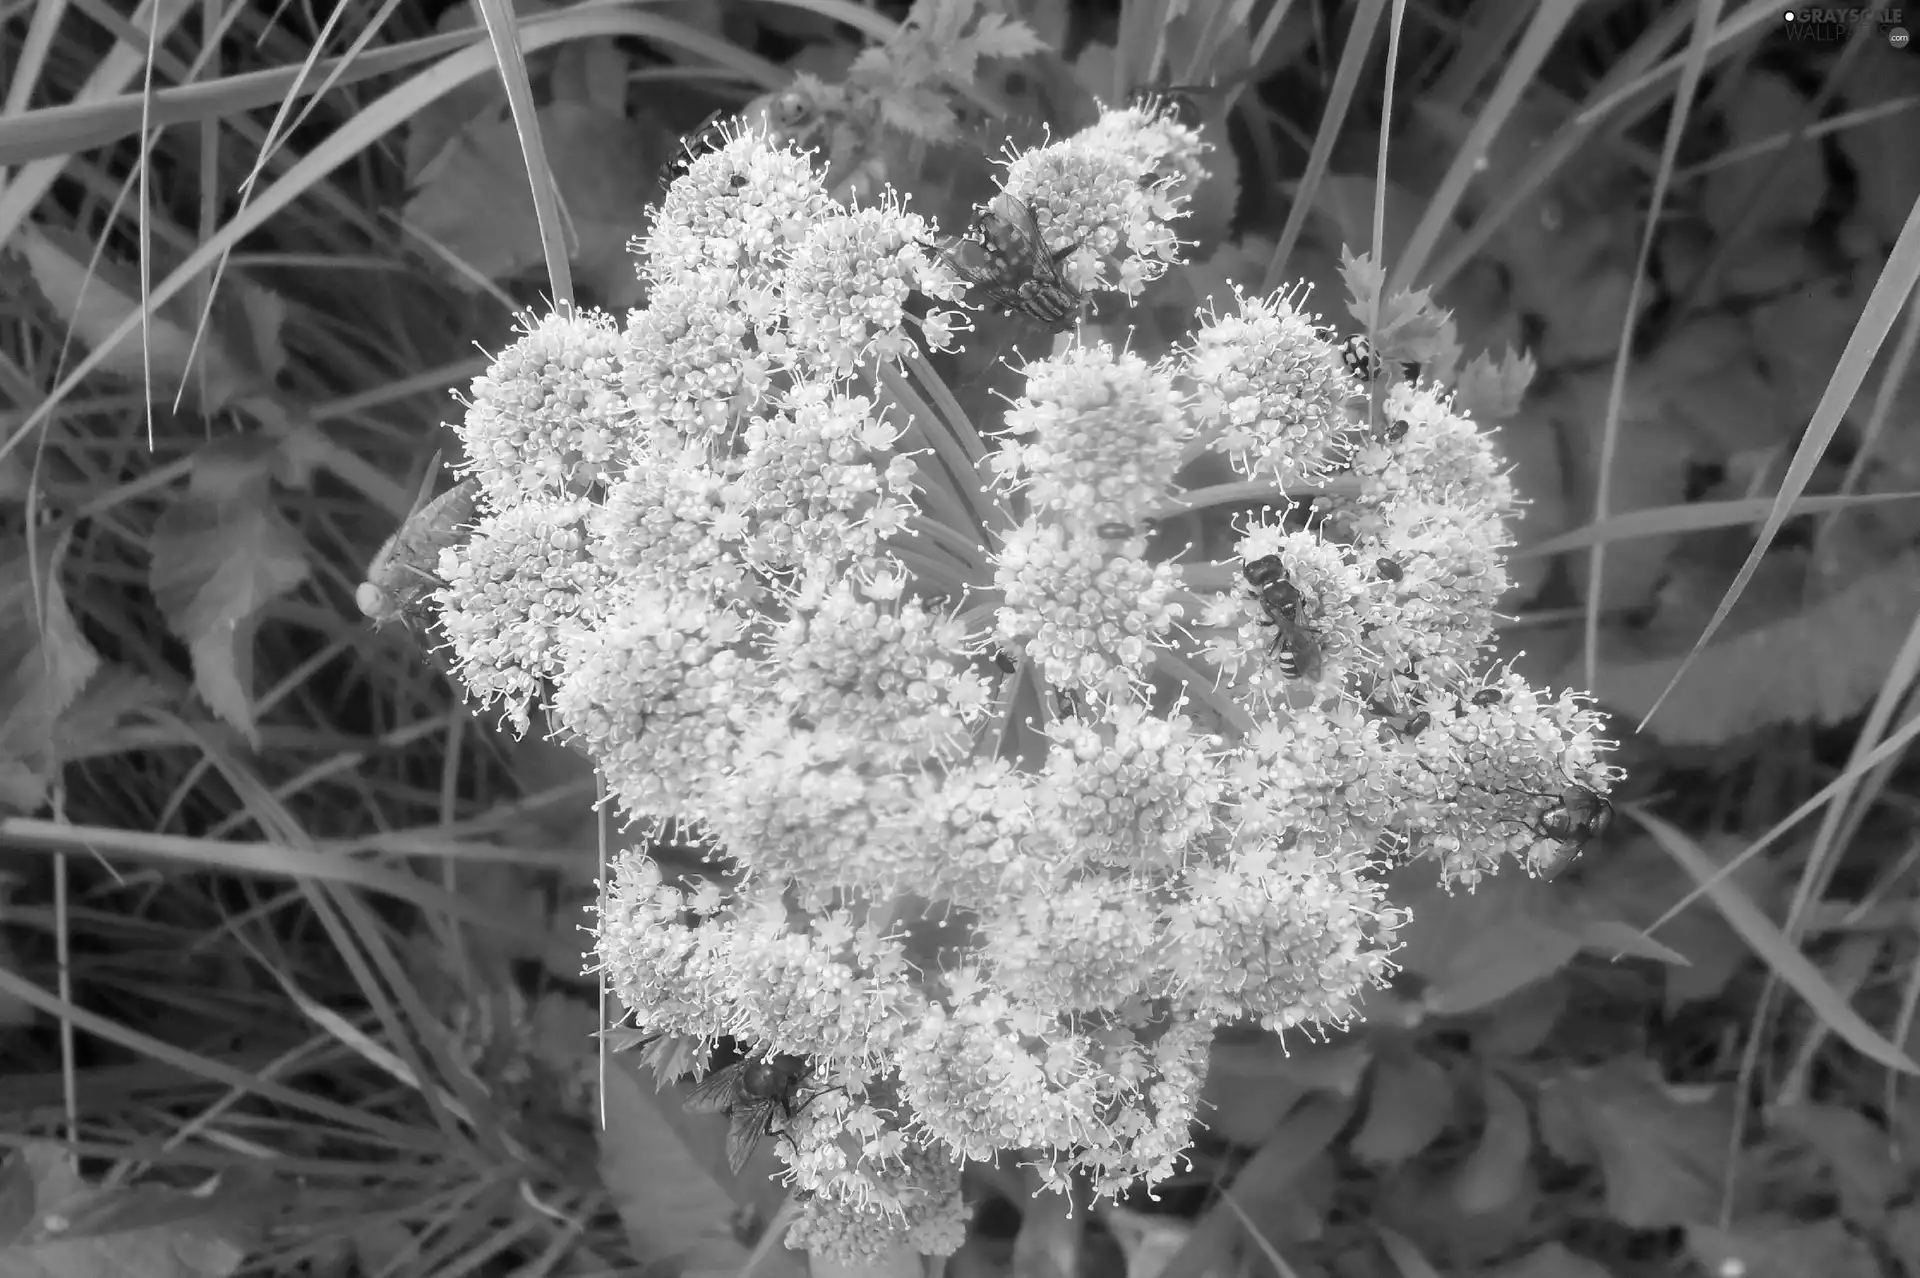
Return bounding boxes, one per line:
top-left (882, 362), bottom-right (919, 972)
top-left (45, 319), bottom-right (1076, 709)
top-left (356, 461), bottom-right (480, 630)
top-left (683, 1052), bottom-right (811, 1174)
top-left (1533, 784), bottom-right (1614, 881)
top-left (1242, 554), bottom-right (1323, 682)
top-left (939, 193), bottom-right (1084, 329)
top-left (657, 108), bottom-right (736, 193)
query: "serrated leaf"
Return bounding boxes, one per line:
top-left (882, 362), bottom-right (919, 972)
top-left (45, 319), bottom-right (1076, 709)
top-left (1552, 1060), bottom-right (1733, 1229)
top-left (16, 224), bottom-right (284, 413)
top-left (966, 10), bottom-right (1046, 61)
top-left (0, 532), bottom-right (102, 814)
top-left (1564, 549), bottom-right (1920, 746)
top-left (1453, 347), bottom-right (1537, 422)
top-left (1449, 1071), bottom-right (1533, 1215)
top-left (148, 442), bottom-right (309, 743)
top-left (1350, 1050), bottom-right (1452, 1166)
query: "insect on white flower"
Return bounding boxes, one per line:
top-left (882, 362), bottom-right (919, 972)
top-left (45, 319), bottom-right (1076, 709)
top-left (356, 458), bottom-right (479, 630)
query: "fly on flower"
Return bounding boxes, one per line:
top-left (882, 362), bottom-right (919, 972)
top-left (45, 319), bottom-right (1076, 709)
top-left (1125, 76), bottom-right (1236, 129)
top-left (657, 108), bottom-right (737, 193)
top-left (356, 459), bottom-right (479, 630)
top-left (940, 193), bottom-right (1084, 329)
top-left (1533, 783), bottom-right (1614, 881)
top-left (683, 1051), bottom-right (812, 1174)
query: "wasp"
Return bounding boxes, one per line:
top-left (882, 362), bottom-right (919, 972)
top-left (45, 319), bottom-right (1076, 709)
top-left (1533, 784), bottom-right (1614, 881)
top-left (939, 194), bottom-right (1084, 329)
top-left (1243, 554), bottom-right (1323, 681)
top-left (357, 464), bottom-right (480, 630)
top-left (683, 1052), bottom-right (812, 1174)
top-left (657, 108), bottom-right (736, 193)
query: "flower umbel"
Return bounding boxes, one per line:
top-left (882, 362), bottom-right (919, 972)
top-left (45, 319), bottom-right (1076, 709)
top-left (419, 104), bottom-right (1618, 1265)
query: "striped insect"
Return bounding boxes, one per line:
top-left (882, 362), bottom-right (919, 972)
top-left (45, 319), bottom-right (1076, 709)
top-left (683, 1052), bottom-right (812, 1174)
top-left (356, 461), bottom-right (479, 630)
top-left (1243, 554), bottom-right (1323, 682)
top-left (939, 193), bottom-right (1084, 329)
top-left (1338, 334), bottom-right (1379, 380)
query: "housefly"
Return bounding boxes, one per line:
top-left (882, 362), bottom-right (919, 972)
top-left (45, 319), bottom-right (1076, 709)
top-left (356, 461), bottom-right (479, 630)
top-left (1533, 784), bottom-right (1614, 881)
top-left (940, 193), bottom-right (1084, 328)
top-left (683, 1052), bottom-right (811, 1174)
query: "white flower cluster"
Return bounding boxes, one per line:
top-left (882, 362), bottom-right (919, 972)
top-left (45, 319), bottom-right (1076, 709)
top-left (426, 105), bottom-right (1614, 1266)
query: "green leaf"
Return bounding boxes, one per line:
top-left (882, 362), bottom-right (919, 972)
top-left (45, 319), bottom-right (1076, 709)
top-left (1771, 1102), bottom-right (1902, 1221)
top-left (148, 441), bottom-right (310, 744)
top-left (1482, 1242), bottom-right (1615, 1278)
top-left (1548, 1059), bottom-right (1733, 1229)
top-left (17, 223), bottom-right (284, 413)
top-left (0, 1143), bottom-right (258, 1278)
top-left (1635, 806), bottom-right (1920, 1074)
top-left (595, 1057), bottom-right (759, 1274)
top-left (1452, 346), bottom-right (1536, 422)
top-left (1686, 1215), bottom-right (1884, 1278)
top-left (1449, 1070), bottom-right (1533, 1215)
top-left (0, 531), bottom-right (102, 814)
top-left (1388, 868), bottom-right (1581, 1015)
top-left (1350, 1049), bottom-right (1452, 1166)
top-left (1562, 549), bottom-right (1920, 746)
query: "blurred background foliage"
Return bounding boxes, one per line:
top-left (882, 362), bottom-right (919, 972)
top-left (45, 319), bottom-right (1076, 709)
top-left (1, 0), bottom-right (1919, 1275)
